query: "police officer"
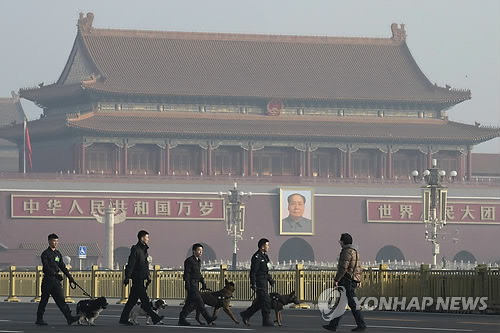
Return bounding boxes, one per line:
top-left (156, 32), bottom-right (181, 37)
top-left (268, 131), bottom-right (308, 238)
top-left (178, 243), bottom-right (217, 326)
top-left (36, 233), bottom-right (79, 326)
top-left (240, 238), bottom-right (275, 327)
top-left (119, 230), bottom-right (164, 326)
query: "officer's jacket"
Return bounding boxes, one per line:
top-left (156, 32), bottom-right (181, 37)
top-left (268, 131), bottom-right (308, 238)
top-left (334, 245), bottom-right (362, 282)
top-left (250, 250), bottom-right (273, 288)
top-left (41, 247), bottom-right (71, 279)
top-left (183, 255), bottom-right (205, 289)
top-left (125, 241), bottom-right (150, 281)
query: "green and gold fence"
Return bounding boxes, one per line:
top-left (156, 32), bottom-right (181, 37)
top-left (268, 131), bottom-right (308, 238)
top-left (1, 264), bottom-right (499, 311)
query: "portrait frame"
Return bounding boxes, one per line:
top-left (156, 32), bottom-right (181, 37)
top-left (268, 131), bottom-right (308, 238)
top-left (280, 188), bottom-right (314, 235)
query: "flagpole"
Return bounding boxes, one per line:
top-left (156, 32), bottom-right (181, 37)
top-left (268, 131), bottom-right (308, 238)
top-left (23, 118), bottom-right (26, 174)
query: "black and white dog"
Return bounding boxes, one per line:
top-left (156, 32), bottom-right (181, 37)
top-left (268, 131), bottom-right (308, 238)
top-left (129, 299), bottom-right (167, 325)
top-left (76, 297), bottom-right (108, 325)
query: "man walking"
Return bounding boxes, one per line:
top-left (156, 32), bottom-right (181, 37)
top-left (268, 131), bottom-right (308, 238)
top-left (178, 243), bottom-right (217, 326)
top-left (119, 230), bottom-right (164, 326)
top-left (323, 233), bottom-right (367, 332)
top-left (240, 238), bottom-right (275, 327)
top-left (35, 233), bottom-right (79, 326)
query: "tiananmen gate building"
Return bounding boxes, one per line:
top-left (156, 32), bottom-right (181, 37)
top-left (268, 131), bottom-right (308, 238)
top-left (0, 13), bottom-right (498, 268)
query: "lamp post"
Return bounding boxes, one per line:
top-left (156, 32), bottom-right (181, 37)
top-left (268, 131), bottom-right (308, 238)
top-left (412, 159), bottom-right (457, 268)
top-left (219, 183), bottom-right (251, 270)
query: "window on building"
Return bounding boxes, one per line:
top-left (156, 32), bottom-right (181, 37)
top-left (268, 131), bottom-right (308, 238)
top-left (352, 150), bottom-right (375, 178)
top-left (392, 150), bottom-right (420, 179)
top-left (434, 153), bottom-right (458, 174)
top-left (170, 146), bottom-right (199, 175)
top-left (128, 145), bottom-right (157, 174)
top-left (312, 149), bottom-right (336, 177)
top-left (253, 149), bottom-right (296, 176)
top-left (85, 144), bottom-right (115, 174)
top-left (212, 148), bottom-right (241, 175)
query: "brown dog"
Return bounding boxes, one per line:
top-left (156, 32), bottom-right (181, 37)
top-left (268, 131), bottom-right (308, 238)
top-left (268, 291), bottom-right (300, 326)
top-left (195, 279), bottom-right (239, 325)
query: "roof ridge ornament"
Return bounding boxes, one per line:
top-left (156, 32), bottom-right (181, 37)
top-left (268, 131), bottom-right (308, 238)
top-left (78, 12), bottom-right (94, 33)
top-left (391, 23), bottom-right (406, 42)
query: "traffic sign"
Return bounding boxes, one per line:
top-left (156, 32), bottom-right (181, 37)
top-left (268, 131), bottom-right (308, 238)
top-left (78, 246), bottom-right (87, 259)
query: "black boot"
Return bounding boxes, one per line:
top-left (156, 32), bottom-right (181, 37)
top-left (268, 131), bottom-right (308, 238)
top-left (178, 317), bottom-right (191, 326)
top-left (262, 313), bottom-right (274, 327)
top-left (35, 316), bottom-right (48, 326)
top-left (66, 315), bottom-right (80, 325)
top-left (205, 315), bottom-right (217, 325)
top-left (152, 315), bottom-right (165, 325)
top-left (322, 324), bottom-right (337, 331)
top-left (240, 311), bottom-right (250, 326)
top-left (119, 319), bottom-right (133, 326)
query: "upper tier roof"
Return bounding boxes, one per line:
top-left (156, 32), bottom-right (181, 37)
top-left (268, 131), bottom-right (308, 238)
top-left (0, 92), bottom-right (25, 126)
top-left (20, 13), bottom-right (470, 107)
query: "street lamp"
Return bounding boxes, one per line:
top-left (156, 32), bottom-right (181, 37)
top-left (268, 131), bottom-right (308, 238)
top-left (412, 159), bottom-right (457, 269)
top-left (219, 183), bottom-right (251, 270)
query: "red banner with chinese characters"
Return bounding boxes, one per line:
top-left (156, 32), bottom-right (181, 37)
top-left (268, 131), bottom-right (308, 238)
top-left (11, 195), bottom-right (224, 220)
top-left (366, 199), bottom-right (499, 224)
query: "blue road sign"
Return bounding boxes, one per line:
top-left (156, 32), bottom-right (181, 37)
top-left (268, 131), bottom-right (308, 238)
top-left (79, 246), bottom-right (87, 259)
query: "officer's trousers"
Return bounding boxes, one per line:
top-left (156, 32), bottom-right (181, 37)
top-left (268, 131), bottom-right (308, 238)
top-left (179, 287), bottom-right (211, 321)
top-left (36, 276), bottom-right (72, 320)
top-left (244, 286), bottom-right (271, 322)
top-left (120, 279), bottom-right (161, 323)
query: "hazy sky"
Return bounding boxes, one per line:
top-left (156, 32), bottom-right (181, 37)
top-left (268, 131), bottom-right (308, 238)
top-left (1, 0), bottom-right (499, 153)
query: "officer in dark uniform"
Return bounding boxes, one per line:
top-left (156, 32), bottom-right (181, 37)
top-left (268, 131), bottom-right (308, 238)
top-left (178, 243), bottom-right (217, 326)
top-left (240, 238), bottom-right (275, 327)
top-left (35, 233), bottom-right (79, 326)
top-left (119, 230), bottom-right (164, 326)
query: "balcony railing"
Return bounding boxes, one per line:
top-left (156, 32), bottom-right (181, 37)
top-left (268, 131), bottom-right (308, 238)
top-left (0, 171), bottom-right (498, 187)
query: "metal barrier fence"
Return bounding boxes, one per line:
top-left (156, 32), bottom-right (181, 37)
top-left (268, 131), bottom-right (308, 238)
top-left (1, 264), bottom-right (499, 311)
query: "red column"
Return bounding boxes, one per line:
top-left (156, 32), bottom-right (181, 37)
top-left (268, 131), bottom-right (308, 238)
top-left (241, 148), bottom-right (248, 176)
top-left (386, 148), bottom-right (392, 179)
top-left (306, 147), bottom-right (312, 177)
top-left (466, 148), bottom-right (472, 181)
top-left (299, 151), bottom-right (305, 176)
top-left (70, 142), bottom-right (76, 173)
top-left (207, 144), bottom-right (212, 176)
top-left (346, 147), bottom-right (352, 178)
top-left (123, 144), bottom-right (128, 175)
top-left (457, 152), bottom-right (464, 180)
top-left (427, 149), bottom-right (432, 169)
top-left (248, 146), bottom-right (253, 176)
top-left (338, 150), bottom-right (344, 177)
top-left (166, 145), bottom-right (171, 176)
top-left (200, 148), bottom-right (206, 175)
top-left (81, 142), bottom-right (86, 174)
top-left (158, 146), bottom-right (164, 175)
top-left (115, 145), bottom-right (121, 174)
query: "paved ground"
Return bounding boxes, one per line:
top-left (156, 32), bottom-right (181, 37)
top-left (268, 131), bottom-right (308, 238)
top-left (0, 301), bottom-right (499, 333)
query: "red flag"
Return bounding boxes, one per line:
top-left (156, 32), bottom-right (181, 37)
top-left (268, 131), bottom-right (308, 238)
top-left (25, 120), bottom-right (32, 170)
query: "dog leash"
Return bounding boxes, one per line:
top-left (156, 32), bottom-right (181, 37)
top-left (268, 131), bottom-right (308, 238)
top-left (249, 289), bottom-right (256, 301)
top-left (70, 281), bottom-right (94, 299)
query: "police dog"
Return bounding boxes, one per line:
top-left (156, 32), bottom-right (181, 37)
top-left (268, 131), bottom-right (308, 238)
top-left (129, 299), bottom-right (167, 325)
top-left (269, 291), bottom-right (299, 326)
top-left (76, 296), bottom-right (108, 325)
top-left (196, 279), bottom-right (239, 325)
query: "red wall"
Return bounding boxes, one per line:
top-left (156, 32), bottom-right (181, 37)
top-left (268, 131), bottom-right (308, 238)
top-left (1, 190), bottom-right (499, 267)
